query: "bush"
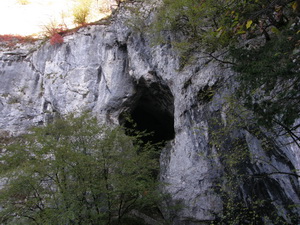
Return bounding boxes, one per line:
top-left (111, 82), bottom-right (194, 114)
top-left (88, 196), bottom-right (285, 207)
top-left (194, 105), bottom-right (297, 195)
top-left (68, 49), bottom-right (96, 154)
top-left (72, 0), bottom-right (92, 25)
top-left (17, 0), bottom-right (30, 5)
top-left (43, 21), bottom-right (67, 45)
top-left (49, 33), bottom-right (64, 45)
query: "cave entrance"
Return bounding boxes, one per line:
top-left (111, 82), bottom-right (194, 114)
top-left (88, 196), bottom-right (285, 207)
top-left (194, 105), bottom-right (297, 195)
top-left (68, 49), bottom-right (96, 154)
top-left (120, 77), bottom-right (175, 144)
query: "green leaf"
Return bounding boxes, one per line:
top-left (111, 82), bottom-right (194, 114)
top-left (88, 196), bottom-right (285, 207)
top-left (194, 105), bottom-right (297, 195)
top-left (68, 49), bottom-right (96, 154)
top-left (271, 27), bottom-right (279, 34)
top-left (237, 30), bottom-right (246, 34)
top-left (246, 20), bottom-right (253, 29)
top-left (292, 1), bottom-right (298, 11)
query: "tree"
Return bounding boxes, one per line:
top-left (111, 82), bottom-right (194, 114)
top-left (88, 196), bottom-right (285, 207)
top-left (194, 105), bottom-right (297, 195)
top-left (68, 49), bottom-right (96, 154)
top-left (150, 0), bottom-right (300, 222)
top-left (0, 113), bottom-right (162, 225)
top-left (206, 99), bottom-right (300, 224)
top-left (152, 0), bottom-right (300, 141)
top-left (152, 0), bottom-right (299, 50)
top-left (231, 27), bottom-right (300, 146)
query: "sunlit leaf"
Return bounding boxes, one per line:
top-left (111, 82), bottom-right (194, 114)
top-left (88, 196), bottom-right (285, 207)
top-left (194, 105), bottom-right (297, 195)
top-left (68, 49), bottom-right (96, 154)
top-left (216, 26), bottom-right (223, 32)
top-left (237, 30), bottom-right (246, 34)
top-left (292, 1), bottom-right (298, 11)
top-left (246, 20), bottom-right (253, 29)
top-left (271, 27), bottom-right (279, 34)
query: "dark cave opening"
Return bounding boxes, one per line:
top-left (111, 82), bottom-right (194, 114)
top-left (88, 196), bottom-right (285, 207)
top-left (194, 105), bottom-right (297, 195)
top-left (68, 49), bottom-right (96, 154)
top-left (120, 78), bottom-right (175, 144)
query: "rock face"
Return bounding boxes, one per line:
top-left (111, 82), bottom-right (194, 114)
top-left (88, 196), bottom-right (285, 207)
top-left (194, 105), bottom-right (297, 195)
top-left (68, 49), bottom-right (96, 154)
top-left (0, 5), bottom-right (299, 225)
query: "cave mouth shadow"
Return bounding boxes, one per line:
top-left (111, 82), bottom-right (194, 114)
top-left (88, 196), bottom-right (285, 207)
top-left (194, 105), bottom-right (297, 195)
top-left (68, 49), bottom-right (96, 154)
top-left (119, 77), bottom-right (175, 145)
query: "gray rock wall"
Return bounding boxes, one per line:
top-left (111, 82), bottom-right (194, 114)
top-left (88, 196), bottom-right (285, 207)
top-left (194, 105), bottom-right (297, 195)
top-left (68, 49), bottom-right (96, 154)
top-left (0, 5), bottom-right (299, 224)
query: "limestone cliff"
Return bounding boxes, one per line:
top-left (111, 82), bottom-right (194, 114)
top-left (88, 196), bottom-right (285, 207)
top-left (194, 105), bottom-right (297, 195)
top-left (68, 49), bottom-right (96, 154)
top-left (0, 3), bottom-right (299, 224)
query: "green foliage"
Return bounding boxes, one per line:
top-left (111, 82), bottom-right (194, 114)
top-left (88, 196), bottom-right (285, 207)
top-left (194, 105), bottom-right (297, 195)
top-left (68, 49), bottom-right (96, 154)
top-left (0, 113), bottom-right (162, 224)
top-left (152, 0), bottom-right (300, 138)
top-left (150, 0), bottom-right (300, 222)
top-left (152, 0), bottom-right (299, 51)
top-left (231, 21), bottom-right (300, 141)
top-left (151, 0), bottom-right (221, 52)
top-left (206, 98), bottom-right (300, 224)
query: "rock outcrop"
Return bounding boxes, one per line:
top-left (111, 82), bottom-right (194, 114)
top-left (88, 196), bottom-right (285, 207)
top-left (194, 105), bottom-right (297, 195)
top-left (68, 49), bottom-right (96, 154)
top-left (0, 3), bottom-right (299, 224)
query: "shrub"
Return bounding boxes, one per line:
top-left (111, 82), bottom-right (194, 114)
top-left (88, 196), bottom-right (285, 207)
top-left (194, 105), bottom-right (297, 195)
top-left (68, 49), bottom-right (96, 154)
top-left (43, 21), bottom-right (67, 45)
top-left (72, 0), bottom-right (92, 25)
top-left (43, 20), bottom-right (67, 37)
top-left (49, 33), bottom-right (64, 45)
top-left (17, 0), bottom-right (30, 5)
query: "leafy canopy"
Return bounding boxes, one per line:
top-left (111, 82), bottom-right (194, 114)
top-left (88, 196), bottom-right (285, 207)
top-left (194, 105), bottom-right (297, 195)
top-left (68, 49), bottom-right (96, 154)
top-left (0, 113), bottom-right (162, 225)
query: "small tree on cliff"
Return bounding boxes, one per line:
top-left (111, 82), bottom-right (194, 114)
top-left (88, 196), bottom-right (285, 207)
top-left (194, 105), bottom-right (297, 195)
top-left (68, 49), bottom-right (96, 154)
top-left (0, 113), bottom-right (161, 225)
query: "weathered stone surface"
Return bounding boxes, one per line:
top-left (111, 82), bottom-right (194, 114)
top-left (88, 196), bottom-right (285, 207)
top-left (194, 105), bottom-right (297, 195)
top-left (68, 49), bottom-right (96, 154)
top-left (0, 4), bottom-right (299, 224)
